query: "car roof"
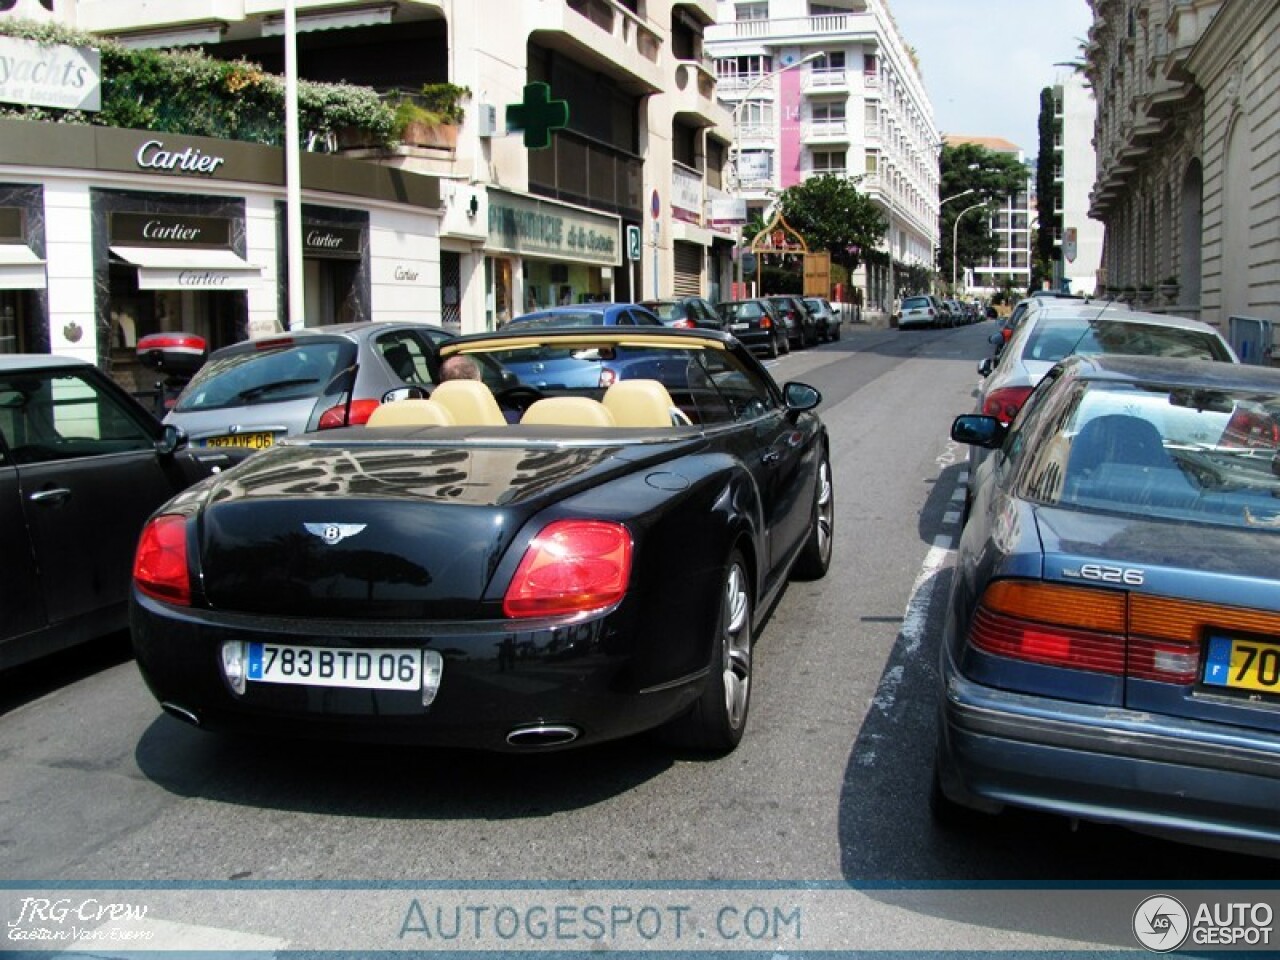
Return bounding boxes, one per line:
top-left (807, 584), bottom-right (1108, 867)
top-left (209, 321), bottom-right (449, 355)
top-left (0, 353), bottom-right (93, 371)
top-left (1028, 301), bottom-right (1220, 334)
top-left (443, 325), bottom-right (738, 352)
top-left (1063, 353), bottom-right (1280, 389)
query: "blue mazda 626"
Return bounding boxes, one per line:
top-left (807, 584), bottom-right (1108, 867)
top-left (937, 354), bottom-right (1280, 853)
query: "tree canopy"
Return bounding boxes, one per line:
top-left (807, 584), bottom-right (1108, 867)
top-left (769, 174), bottom-right (887, 274)
top-left (938, 143), bottom-right (1029, 290)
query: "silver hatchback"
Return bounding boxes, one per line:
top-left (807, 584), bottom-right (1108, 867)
top-left (165, 322), bottom-right (455, 451)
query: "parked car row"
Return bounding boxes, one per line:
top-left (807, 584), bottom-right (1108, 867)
top-left (938, 291), bottom-right (1280, 855)
top-left (898, 294), bottom-right (984, 329)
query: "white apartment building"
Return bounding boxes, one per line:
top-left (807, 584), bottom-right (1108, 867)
top-left (705, 0), bottom-right (940, 312)
top-left (0, 0), bottom-right (735, 363)
top-left (946, 135), bottom-right (1033, 295)
top-left (1053, 71), bottom-right (1104, 297)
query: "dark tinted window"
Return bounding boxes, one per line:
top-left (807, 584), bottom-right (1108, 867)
top-left (176, 340), bottom-right (349, 411)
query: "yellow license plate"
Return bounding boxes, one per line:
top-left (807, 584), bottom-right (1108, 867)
top-left (205, 432), bottom-right (275, 449)
top-left (1204, 636), bottom-right (1280, 693)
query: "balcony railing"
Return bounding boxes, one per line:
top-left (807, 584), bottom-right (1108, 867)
top-left (803, 119), bottom-right (849, 140)
top-left (804, 69), bottom-right (849, 93)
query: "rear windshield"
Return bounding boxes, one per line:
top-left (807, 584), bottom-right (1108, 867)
top-left (644, 303), bottom-right (682, 321)
top-left (718, 302), bottom-right (765, 320)
top-left (508, 312), bottom-right (603, 329)
top-left (901, 297), bottom-right (931, 310)
top-left (1023, 315), bottom-right (1233, 364)
top-left (174, 340), bottom-right (352, 412)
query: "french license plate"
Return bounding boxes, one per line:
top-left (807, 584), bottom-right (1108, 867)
top-left (729, 322), bottom-right (750, 332)
top-left (1203, 635), bottom-right (1280, 694)
top-left (205, 432), bottom-right (275, 449)
top-left (247, 642), bottom-right (422, 691)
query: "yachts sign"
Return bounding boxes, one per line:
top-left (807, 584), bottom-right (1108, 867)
top-left (0, 36), bottom-right (100, 112)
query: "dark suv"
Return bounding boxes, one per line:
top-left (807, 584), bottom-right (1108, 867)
top-left (716, 298), bottom-right (789, 358)
top-left (764, 296), bottom-right (819, 349)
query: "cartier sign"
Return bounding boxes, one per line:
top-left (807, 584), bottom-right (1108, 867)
top-left (135, 139), bottom-right (227, 176)
top-left (303, 224), bottom-right (362, 259)
top-left (111, 212), bottom-right (232, 248)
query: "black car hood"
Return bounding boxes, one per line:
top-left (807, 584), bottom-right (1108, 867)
top-left (189, 436), bottom-right (700, 619)
top-left (1035, 505), bottom-right (1280, 608)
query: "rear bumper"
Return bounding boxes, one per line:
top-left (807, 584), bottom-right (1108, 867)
top-left (937, 649), bottom-right (1280, 849)
top-left (131, 593), bottom-right (703, 751)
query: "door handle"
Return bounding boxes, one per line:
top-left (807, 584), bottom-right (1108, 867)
top-left (29, 487), bottom-right (71, 505)
top-left (762, 451), bottom-right (783, 465)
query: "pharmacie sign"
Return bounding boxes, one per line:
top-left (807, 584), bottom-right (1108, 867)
top-left (487, 191), bottom-right (620, 266)
top-left (0, 36), bottom-right (100, 112)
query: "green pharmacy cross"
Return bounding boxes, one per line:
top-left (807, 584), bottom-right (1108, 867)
top-left (506, 82), bottom-right (569, 150)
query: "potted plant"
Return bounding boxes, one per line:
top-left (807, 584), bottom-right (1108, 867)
top-left (1137, 280), bottom-right (1155, 303)
top-left (1158, 275), bottom-right (1180, 304)
top-left (392, 82), bottom-right (470, 149)
top-left (1120, 284), bottom-right (1137, 303)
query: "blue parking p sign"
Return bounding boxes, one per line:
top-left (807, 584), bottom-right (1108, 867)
top-left (627, 225), bottom-right (642, 262)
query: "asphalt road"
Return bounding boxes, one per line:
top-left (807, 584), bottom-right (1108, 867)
top-left (1, 320), bottom-right (1272, 948)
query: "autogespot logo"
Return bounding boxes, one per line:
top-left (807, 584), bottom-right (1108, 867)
top-left (1133, 895), bottom-right (1190, 952)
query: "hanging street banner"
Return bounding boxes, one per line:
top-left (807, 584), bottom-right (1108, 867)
top-left (0, 36), bottom-right (101, 111)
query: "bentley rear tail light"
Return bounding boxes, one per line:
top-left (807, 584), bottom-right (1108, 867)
top-left (504, 520), bottom-right (632, 618)
top-left (319, 398), bottom-right (381, 429)
top-left (134, 514), bottom-right (191, 606)
top-left (982, 385), bottom-right (1035, 424)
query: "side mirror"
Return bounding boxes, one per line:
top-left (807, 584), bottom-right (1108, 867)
top-left (783, 381), bottom-right (821, 413)
top-left (155, 422), bottom-right (187, 457)
top-left (977, 357), bottom-right (995, 377)
top-left (951, 414), bottom-right (1006, 449)
top-left (382, 386), bottom-right (428, 403)
top-left (987, 331), bottom-right (1004, 346)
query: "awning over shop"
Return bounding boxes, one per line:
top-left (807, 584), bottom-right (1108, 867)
top-left (0, 242), bottom-right (46, 290)
top-left (110, 245), bottom-right (262, 291)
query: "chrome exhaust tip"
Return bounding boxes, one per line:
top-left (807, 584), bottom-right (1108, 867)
top-left (506, 724), bottom-right (581, 748)
top-left (160, 702), bottom-right (201, 727)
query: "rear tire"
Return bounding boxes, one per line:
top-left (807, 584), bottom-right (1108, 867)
top-left (662, 551), bottom-right (752, 752)
top-left (767, 334), bottom-right (780, 359)
top-left (780, 332), bottom-right (791, 355)
top-left (792, 454), bottom-right (833, 580)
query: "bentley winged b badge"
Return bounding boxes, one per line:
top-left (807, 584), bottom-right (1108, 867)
top-left (304, 522), bottom-right (367, 545)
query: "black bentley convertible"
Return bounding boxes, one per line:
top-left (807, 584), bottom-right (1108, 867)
top-left (131, 327), bottom-right (833, 753)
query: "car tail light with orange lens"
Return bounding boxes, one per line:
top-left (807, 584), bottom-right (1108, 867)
top-left (134, 514), bottom-right (191, 606)
top-left (982, 385), bottom-right (1035, 424)
top-left (970, 579), bottom-right (1280, 687)
top-left (319, 398), bottom-right (381, 429)
top-left (503, 520), bottom-right (632, 618)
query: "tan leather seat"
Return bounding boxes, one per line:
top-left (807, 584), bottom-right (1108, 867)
top-left (430, 378), bottom-right (507, 426)
top-left (366, 398), bottom-right (455, 428)
top-left (520, 397), bottom-right (616, 427)
top-left (603, 379), bottom-right (680, 427)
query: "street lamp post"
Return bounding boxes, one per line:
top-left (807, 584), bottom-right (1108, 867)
top-left (952, 199), bottom-right (989, 294)
top-left (728, 50), bottom-right (826, 295)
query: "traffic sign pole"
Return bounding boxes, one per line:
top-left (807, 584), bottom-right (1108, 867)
top-left (650, 190), bottom-right (660, 300)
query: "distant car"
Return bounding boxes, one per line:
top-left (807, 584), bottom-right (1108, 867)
top-left (131, 326), bottom-right (833, 754)
top-left (0, 354), bottom-right (238, 669)
top-left (716, 298), bottom-right (789, 358)
top-left (937, 353), bottom-right (1280, 853)
top-left (765, 296), bottom-right (819, 349)
top-left (802, 297), bottom-right (841, 342)
top-left (898, 294), bottom-right (946, 330)
top-left (504, 303), bottom-right (662, 330)
top-left (640, 297), bottom-right (724, 331)
top-left (166, 322), bottom-right (457, 450)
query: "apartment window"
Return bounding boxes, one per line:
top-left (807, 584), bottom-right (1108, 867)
top-left (863, 54), bottom-right (878, 77)
top-left (736, 3), bottom-right (768, 20)
top-left (812, 150), bottom-right (846, 174)
top-left (864, 103), bottom-right (878, 128)
top-left (673, 120), bottom-right (700, 170)
top-left (716, 54), bottom-right (774, 80)
top-left (735, 100), bottom-right (774, 133)
top-left (811, 102), bottom-right (845, 122)
top-left (865, 151), bottom-right (878, 174)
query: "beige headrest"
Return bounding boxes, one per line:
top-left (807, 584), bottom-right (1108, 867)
top-left (366, 398), bottom-right (455, 428)
top-left (603, 379), bottom-right (678, 427)
top-left (520, 396), bottom-right (617, 427)
top-left (431, 378), bottom-right (507, 426)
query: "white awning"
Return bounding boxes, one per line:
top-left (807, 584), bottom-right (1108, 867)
top-left (110, 245), bottom-right (262, 291)
top-left (0, 242), bottom-right (46, 290)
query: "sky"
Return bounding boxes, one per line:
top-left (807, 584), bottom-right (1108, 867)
top-left (887, 0), bottom-right (1095, 159)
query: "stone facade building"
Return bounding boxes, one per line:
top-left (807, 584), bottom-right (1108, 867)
top-left (1086, 0), bottom-right (1280, 358)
